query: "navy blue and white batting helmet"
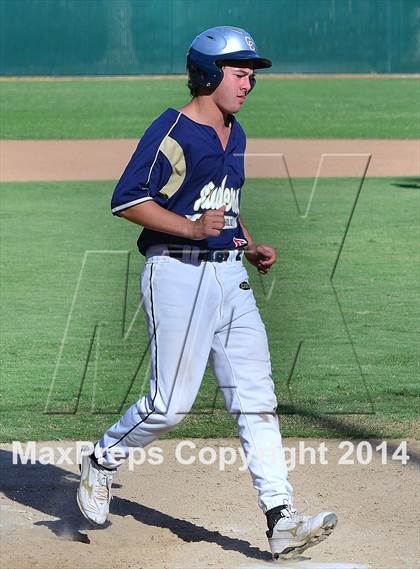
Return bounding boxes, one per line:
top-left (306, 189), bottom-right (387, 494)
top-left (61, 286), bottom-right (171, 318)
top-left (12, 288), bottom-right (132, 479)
top-left (187, 26), bottom-right (272, 91)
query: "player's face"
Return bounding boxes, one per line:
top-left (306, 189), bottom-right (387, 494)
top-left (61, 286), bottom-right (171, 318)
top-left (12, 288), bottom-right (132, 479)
top-left (212, 66), bottom-right (255, 114)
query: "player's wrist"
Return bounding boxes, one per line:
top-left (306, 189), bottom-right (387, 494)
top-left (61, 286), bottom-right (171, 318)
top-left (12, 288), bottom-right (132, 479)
top-left (244, 243), bottom-right (258, 264)
top-left (183, 219), bottom-right (200, 240)
top-left (245, 242), bottom-right (257, 253)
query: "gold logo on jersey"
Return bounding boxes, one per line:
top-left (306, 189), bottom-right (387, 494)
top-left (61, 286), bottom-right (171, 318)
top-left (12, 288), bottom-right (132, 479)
top-left (239, 281), bottom-right (250, 290)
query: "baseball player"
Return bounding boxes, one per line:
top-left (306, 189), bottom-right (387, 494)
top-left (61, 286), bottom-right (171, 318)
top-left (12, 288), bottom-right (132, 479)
top-left (77, 26), bottom-right (337, 559)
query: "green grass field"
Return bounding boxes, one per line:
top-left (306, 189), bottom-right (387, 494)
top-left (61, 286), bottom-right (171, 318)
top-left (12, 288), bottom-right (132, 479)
top-left (1, 77), bottom-right (418, 442)
top-left (1, 176), bottom-right (418, 442)
top-left (1, 77), bottom-right (419, 139)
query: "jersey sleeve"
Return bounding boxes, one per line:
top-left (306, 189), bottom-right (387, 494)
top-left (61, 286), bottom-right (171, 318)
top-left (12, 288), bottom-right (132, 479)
top-left (111, 123), bottom-right (173, 215)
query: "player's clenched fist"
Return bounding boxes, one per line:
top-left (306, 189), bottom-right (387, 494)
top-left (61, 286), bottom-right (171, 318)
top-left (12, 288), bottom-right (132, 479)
top-left (190, 206), bottom-right (226, 239)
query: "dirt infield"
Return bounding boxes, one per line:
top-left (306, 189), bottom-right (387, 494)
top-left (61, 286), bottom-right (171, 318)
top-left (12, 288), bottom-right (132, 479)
top-left (1, 139), bottom-right (418, 182)
top-left (1, 439), bottom-right (418, 569)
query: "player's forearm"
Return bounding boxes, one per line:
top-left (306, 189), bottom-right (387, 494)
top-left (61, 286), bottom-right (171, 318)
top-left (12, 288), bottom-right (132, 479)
top-left (118, 200), bottom-right (195, 239)
top-left (239, 218), bottom-right (255, 248)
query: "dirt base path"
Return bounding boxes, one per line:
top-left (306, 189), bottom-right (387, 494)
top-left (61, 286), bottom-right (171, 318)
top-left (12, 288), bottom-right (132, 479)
top-left (1, 139), bottom-right (418, 182)
top-left (1, 439), bottom-right (418, 569)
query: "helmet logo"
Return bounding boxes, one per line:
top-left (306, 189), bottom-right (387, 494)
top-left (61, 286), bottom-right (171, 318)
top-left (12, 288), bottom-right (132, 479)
top-left (245, 36), bottom-right (256, 51)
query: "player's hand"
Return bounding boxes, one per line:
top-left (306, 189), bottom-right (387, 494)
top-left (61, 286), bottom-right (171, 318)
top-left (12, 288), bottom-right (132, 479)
top-left (245, 244), bottom-right (277, 274)
top-left (190, 207), bottom-right (226, 240)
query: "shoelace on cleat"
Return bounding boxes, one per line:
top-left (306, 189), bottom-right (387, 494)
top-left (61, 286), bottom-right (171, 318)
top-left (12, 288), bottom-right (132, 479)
top-left (283, 507), bottom-right (307, 524)
top-left (93, 472), bottom-right (113, 502)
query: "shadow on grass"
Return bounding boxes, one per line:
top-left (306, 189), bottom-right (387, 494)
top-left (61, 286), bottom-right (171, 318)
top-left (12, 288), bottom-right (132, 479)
top-left (391, 177), bottom-right (420, 190)
top-left (276, 402), bottom-right (418, 465)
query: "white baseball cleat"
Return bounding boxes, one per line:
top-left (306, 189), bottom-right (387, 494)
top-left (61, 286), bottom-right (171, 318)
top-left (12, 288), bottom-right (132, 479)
top-left (76, 446), bottom-right (116, 525)
top-left (267, 507), bottom-right (338, 560)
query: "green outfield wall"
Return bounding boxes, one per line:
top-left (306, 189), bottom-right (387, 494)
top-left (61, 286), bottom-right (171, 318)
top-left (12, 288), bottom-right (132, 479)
top-left (1, 0), bottom-right (419, 75)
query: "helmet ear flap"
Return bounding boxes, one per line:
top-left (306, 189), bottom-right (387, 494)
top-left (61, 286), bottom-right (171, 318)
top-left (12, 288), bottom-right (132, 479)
top-left (249, 74), bottom-right (256, 92)
top-left (187, 60), bottom-right (224, 91)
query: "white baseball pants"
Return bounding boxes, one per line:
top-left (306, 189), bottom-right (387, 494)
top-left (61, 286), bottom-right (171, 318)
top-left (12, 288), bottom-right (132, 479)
top-left (96, 249), bottom-right (293, 512)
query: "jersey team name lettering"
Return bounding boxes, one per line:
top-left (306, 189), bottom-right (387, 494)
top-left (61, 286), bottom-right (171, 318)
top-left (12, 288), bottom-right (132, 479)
top-left (194, 174), bottom-right (240, 214)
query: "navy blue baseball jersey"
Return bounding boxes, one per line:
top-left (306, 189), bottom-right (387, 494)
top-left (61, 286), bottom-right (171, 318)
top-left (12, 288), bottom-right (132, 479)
top-left (111, 108), bottom-right (248, 255)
